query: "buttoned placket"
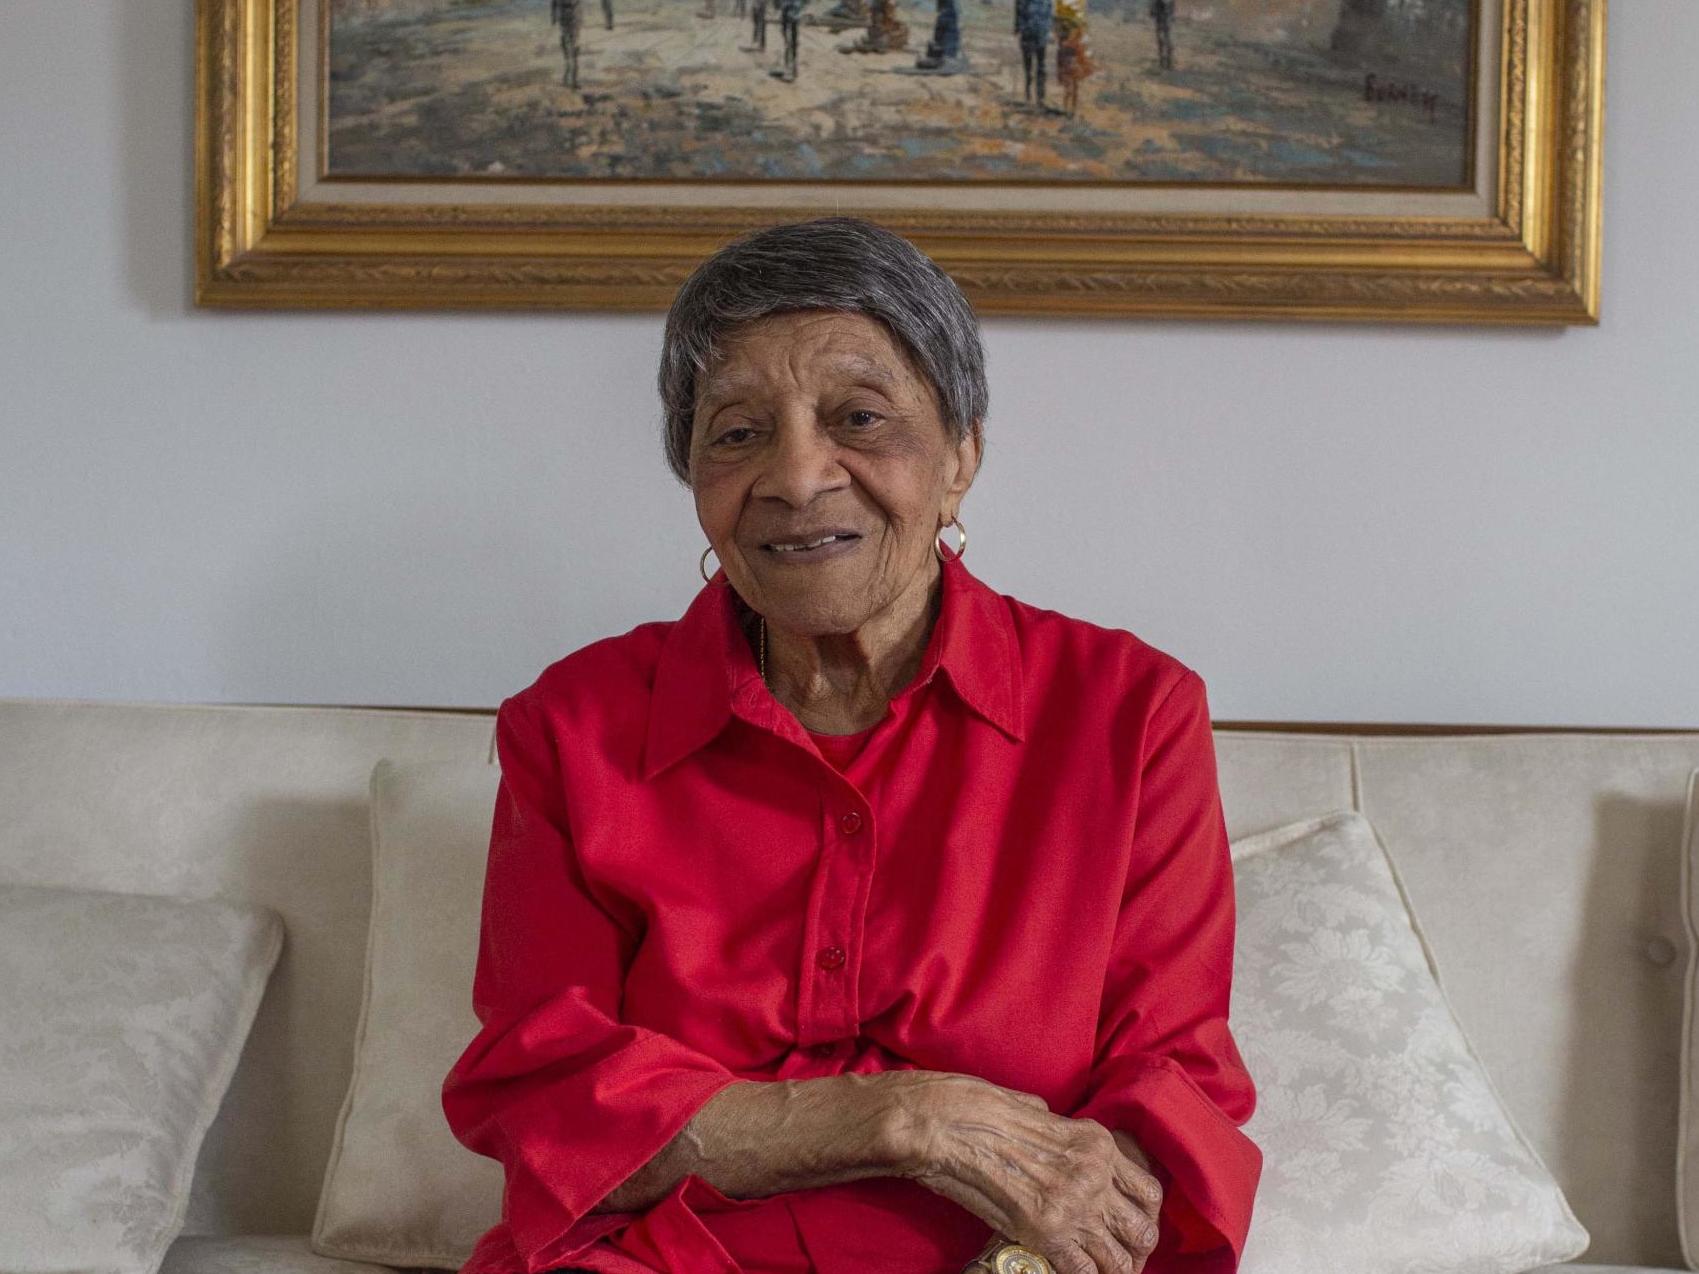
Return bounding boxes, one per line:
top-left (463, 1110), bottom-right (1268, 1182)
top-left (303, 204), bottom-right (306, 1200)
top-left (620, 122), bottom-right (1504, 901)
top-left (723, 682), bottom-right (871, 1064)
top-left (799, 672), bottom-right (955, 1069)
top-left (730, 640), bottom-right (946, 1069)
top-left (795, 752), bottom-right (875, 1057)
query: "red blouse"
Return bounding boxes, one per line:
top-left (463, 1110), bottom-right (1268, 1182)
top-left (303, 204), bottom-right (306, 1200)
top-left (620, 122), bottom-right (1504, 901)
top-left (440, 550), bottom-right (1261, 1274)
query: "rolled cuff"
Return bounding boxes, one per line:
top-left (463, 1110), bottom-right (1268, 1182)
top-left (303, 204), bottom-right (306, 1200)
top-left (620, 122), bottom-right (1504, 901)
top-left (1070, 1053), bottom-right (1262, 1268)
top-left (444, 1019), bottom-right (762, 1273)
top-left (516, 1066), bottom-right (757, 1270)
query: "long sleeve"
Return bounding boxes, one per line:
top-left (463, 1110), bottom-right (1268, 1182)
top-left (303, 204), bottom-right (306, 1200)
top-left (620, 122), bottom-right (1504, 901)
top-left (1067, 670), bottom-right (1262, 1271)
top-left (440, 692), bottom-right (751, 1274)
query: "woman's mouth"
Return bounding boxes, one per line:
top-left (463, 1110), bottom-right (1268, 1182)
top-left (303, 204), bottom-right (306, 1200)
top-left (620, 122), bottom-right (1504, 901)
top-left (761, 532), bottom-right (862, 560)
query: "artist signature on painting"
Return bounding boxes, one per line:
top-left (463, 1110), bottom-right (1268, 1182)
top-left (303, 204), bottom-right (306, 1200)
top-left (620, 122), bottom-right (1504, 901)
top-left (1365, 73), bottom-right (1440, 122)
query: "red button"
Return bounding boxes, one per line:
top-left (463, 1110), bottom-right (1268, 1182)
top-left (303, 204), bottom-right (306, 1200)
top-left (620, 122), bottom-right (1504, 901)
top-left (838, 811), bottom-right (863, 835)
top-left (816, 944), bottom-right (846, 970)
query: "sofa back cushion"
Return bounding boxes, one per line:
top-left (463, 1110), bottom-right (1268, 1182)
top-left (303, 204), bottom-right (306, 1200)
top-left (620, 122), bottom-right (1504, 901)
top-left (1324, 734), bottom-right (1693, 1267)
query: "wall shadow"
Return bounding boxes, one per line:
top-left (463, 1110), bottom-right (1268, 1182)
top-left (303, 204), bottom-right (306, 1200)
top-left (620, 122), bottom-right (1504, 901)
top-left (119, 0), bottom-right (199, 316)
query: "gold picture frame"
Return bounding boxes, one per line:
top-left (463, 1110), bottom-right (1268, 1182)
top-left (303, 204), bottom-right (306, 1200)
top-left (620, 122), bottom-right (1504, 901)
top-left (195, 0), bottom-right (1604, 323)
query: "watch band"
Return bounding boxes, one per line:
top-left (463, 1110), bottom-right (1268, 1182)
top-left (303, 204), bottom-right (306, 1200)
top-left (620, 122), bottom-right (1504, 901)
top-left (962, 1235), bottom-right (1056, 1274)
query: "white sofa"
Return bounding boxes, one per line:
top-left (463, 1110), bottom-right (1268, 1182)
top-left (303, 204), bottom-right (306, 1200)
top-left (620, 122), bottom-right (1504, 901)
top-left (2, 696), bottom-right (1696, 1274)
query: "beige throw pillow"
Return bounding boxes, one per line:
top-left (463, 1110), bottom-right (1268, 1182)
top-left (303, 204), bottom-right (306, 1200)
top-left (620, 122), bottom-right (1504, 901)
top-left (1231, 811), bottom-right (1590, 1273)
top-left (312, 757), bottom-right (504, 1268)
top-left (0, 883), bottom-right (282, 1274)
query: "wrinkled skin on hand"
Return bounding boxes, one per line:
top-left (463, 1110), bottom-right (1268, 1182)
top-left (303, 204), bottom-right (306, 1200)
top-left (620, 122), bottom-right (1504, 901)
top-left (886, 1072), bottom-right (1165, 1274)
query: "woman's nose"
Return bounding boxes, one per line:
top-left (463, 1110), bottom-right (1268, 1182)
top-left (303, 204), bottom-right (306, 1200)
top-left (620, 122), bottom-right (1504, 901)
top-left (753, 417), bottom-right (845, 506)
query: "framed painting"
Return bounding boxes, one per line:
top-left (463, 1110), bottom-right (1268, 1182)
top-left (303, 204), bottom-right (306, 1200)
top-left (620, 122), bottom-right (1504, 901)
top-left (195, 0), bottom-right (1604, 322)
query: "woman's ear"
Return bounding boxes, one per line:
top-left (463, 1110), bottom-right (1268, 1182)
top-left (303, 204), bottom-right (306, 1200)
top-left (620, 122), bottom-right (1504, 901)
top-left (947, 424), bottom-right (983, 504)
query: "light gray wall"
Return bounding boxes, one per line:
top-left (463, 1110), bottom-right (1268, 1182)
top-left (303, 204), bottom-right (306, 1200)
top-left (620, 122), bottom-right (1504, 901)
top-left (1, 1), bottom-right (1693, 724)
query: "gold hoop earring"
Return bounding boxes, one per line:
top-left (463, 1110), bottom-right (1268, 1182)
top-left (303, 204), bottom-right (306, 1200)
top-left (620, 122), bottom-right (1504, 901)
top-left (935, 514), bottom-right (967, 562)
top-left (699, 544), bottom-right (718, 583)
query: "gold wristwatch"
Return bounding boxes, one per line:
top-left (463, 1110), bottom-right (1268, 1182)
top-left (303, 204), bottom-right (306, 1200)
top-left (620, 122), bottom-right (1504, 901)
top-left (962, 1235), bottom-right (1056, 1274)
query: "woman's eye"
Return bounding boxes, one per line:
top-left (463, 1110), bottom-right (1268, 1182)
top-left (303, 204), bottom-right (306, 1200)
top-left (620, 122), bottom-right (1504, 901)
top-left (712, 426), bottom-right (755, 446)
top-left (845, 410), bottom-right (883, 428)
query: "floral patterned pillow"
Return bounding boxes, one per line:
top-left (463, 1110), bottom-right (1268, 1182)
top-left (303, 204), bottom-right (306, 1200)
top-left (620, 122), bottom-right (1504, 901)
top-left (1229, 811), bottom-right (1590, 1274)
top-left (0, 883), bottom-right (282, 1274)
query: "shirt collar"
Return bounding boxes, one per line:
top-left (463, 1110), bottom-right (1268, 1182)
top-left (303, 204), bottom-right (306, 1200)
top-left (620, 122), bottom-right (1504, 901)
top-left (642, 549), bottom-right (1025, 780)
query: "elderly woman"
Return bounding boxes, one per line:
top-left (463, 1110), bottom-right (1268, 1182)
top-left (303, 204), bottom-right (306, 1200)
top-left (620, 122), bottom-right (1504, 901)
top-left (441, 217), bottom-right (1261, 1274)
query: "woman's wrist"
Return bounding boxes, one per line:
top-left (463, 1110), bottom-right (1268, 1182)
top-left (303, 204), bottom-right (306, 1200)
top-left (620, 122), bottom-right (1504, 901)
top-left (792, 1071), bottom-right (924, 1180)
top-left (862, 1069), bottom-right (966, 1181)
top-left (857, 1070), bottom-right (940, 1178)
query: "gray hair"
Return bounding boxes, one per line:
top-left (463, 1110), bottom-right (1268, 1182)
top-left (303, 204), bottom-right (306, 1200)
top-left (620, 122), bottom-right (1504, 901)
top-left (657, 216), bottom-right (988, 485)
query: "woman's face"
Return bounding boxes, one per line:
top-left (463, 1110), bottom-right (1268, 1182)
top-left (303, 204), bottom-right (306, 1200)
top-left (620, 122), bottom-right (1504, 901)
top-left (689, 308), bottom-right (980, 636)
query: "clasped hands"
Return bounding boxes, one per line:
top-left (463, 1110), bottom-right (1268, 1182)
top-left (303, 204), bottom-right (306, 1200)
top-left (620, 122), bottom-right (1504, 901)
top-left (881, 1072), bottom-right (1165, 1274)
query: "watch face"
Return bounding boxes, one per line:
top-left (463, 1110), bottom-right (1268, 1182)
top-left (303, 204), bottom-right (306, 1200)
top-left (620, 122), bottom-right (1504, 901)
top-left (992, 1247), bottom-right (1054, 1274)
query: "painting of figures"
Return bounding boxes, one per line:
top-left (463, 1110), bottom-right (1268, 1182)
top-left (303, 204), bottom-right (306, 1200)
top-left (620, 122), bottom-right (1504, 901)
top-left (325, 0), bottom-right (1475, 185)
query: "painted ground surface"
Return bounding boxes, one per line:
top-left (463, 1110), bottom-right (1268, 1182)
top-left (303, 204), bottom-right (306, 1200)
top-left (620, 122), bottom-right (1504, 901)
top-left (326, 0), bottom-right (1471, 184)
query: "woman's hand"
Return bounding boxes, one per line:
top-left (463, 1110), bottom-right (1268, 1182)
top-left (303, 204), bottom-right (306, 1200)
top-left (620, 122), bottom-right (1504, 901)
top-left (879, 1072), bottom-right (1164, 1274)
